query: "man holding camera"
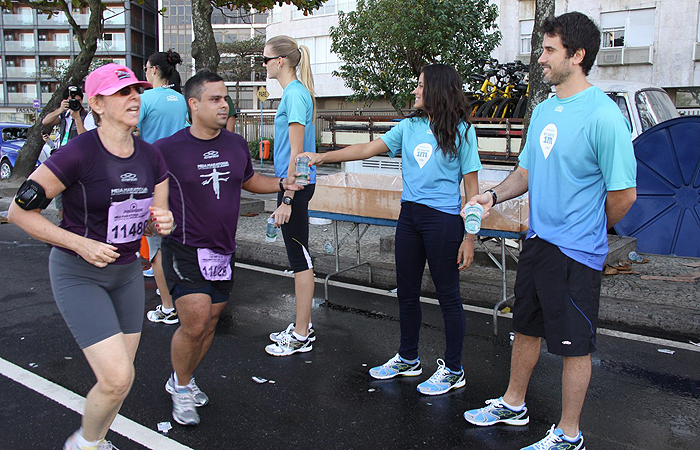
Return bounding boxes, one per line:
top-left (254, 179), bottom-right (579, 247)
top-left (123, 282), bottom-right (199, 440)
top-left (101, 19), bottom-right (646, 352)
top-left (42, 86), bottom-right (88, 150)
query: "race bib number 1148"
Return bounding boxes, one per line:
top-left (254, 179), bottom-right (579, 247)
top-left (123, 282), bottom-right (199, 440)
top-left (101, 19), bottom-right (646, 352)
top-left (107, 197), bottom-right (153, 244)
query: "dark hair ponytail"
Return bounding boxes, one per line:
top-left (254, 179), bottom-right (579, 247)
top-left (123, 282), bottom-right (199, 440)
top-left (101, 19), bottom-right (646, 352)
top-left (147, 49), bottom-right (183, 93)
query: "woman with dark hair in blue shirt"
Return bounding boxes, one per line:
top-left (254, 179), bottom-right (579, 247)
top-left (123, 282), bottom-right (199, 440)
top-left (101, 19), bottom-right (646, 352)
top-left (301, 64), bottom-right (481, 396)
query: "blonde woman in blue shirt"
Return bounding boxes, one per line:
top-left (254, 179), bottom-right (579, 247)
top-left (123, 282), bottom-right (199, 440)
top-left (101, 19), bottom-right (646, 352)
top-left (301, 64), bottom-right (481, 395)
top-left (263, 35), bottom-right (319, 357)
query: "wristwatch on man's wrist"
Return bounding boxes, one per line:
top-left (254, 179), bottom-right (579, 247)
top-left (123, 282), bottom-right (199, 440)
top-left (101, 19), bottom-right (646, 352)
top-left (485, 189), bottom-right (498, 206)
top-left (279, 178), bottom-right (285, 192)
top-left (282, 195), bottom-right (293, 205)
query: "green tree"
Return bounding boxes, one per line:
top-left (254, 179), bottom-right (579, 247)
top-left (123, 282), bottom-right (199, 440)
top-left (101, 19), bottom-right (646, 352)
top-left (190, 0), bottom-right (330, 73)
top-left (8, 0), bottom-right (104, 180)
top-left (330, 0), bottom-right (501, 114)
top-left (218, 36), bottom-right (265, 107)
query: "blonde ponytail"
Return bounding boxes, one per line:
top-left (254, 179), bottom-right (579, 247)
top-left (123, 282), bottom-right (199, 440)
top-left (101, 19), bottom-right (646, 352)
top-left (297, 45), bottom-right (317, 120)
top-left (266, 35), bottom-right (316, 119)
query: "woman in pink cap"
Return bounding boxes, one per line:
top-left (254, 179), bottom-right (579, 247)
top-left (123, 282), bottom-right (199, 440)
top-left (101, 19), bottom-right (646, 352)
top-left (9, 63), bottom-right (174, 450)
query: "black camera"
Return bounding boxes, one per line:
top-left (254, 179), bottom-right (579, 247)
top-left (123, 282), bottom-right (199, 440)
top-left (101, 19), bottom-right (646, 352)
top-left (67, 86), bottom-right (81, 111)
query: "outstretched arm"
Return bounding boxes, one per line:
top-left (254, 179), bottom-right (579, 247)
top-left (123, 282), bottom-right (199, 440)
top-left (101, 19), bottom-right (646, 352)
top-left (242, 173), bottom-right (300, 194)
top-left (300, 138), bottom-right (390, 166)
top-left (466, 166), bottom-right (529, 218)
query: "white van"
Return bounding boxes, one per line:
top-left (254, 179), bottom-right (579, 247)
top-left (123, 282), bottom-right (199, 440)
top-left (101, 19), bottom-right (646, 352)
top-left (590, 80), bottom-right (679, 139)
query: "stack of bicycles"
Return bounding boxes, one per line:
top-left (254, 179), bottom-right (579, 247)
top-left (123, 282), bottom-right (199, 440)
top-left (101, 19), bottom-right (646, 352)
top-left (467, 59), bottom-right (529, 119)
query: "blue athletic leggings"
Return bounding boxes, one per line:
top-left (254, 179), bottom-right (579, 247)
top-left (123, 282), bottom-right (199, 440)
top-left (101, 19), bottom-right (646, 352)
top-left (395, 201), bottom-right (466, 372)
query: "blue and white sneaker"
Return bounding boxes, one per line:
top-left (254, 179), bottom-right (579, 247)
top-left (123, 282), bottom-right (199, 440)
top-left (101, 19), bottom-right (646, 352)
top-left (416, 359), bottom-right (465, 395)
top-left (369, 353), bottom-right (422, 379)
top-left (143, 267), bottom-right (154, 277)
top-left (520, 425), bottom-right (585, 450)
top-left (464, 397), bottom-right (530, 426)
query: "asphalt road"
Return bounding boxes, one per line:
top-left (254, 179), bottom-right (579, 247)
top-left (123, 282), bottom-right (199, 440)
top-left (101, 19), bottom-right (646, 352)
top-left (0, 222), bottom-right (699, 449)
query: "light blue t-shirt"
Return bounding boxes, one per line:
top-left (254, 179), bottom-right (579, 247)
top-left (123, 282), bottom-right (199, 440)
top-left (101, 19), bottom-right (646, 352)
top-left (519, 86), bottom-right (637, 270)
top-left (273, 80), bottom-right (316, 183)
top-left (138, 87), bottom-right (189, 144)
top-left (380, 117), bottom-right (482, 215)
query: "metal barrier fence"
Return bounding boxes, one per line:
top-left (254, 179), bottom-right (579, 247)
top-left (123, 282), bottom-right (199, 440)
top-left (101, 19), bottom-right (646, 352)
top-left (233, 109), bottom-right (401, 142)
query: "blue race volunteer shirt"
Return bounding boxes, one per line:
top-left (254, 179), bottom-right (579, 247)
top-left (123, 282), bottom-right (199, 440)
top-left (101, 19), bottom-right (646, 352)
top-left (138, 87), bottom-right (189, 144)
top-left (380, 117), bottom-right (482, 215)
top-left (273, 80), bottom-right (316, 183)
top-left (519, 86), bottom-right (637, 270)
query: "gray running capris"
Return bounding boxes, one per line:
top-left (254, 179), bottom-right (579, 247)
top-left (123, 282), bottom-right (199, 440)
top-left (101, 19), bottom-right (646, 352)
top-left (146, 235), bottom-right (162, 262)
top-left (48, 248), bottom-right (145, 349)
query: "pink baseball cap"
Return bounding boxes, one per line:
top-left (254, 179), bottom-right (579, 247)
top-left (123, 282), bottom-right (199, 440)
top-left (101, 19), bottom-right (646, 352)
top-left (85, 63), bottom-right (151, 98)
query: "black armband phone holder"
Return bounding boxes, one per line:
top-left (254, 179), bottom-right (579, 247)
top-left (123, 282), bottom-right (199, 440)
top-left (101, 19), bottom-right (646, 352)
top-left (14, 179), bottom-right (52, 210)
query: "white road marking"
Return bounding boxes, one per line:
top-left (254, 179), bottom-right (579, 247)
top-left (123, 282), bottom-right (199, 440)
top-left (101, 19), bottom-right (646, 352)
top-left (0, 358), bottom-right (193, 450)
top-left (237, 262), bottom-right (700, 353)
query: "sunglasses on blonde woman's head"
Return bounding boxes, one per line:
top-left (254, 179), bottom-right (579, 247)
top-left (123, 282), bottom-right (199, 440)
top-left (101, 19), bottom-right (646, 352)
top-left (117, 85), bottom-right (144, 96)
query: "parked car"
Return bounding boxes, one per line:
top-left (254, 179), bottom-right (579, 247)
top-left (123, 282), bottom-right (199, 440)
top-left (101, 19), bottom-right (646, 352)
top-left (590, 79), bottom-right (680, 139)
top-left (0, 123), bottom-right (48, 180)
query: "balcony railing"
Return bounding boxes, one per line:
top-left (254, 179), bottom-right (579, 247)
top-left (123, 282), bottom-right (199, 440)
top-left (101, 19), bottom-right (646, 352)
top-left (7, 92), bottom-right (37, 104)
top-left (96, 40), bottom-right (126, 52)
top-left (41, 93), bottom-right (53, 103)
top-left (3, 14), bottom-right (34, 26)
top-left (38, 13), bottom-right (69, 25)
top-left (5, 67), bottom-right (37, 78)
top-left (72, 13), bottom-right (90, 26)
top-left (4, 41), bottom-right (36, 52)
top-left (104, 14), bottom-right (126, 26)
top-left (39, 40), bottom-right (72, 52)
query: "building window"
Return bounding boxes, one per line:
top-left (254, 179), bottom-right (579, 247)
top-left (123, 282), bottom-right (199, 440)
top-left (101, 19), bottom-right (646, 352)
top-left (601, 8), bottom-right (655, 49)
top-left (675, 87), bottom-right (700, 108)
top-left (296, 35), bottom-right (340, 74)
top-left (519, 19), bottom-right (533, 54)
top-left (293, 0), bottom-right (337, 19)
top-left (270, 6), bottom-right (281, 23)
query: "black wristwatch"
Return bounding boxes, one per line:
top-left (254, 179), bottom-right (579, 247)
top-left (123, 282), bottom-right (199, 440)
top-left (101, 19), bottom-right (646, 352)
top-left (279, 178), bottom-right (285, 192)
top-left (485, 189), bottom-right (498, 206)
top-left (282, 195), bottom-right (293, 205)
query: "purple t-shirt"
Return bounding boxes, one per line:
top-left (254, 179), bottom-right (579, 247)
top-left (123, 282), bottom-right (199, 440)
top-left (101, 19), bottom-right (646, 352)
top-left (44, 130), bottom-right (168, 264)
top-left (154, 128), bottom-right (254, 254)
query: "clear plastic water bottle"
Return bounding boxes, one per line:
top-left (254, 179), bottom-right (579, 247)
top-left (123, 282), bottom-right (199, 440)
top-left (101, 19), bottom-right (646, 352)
top-left (463, 203), bottom-right (484, 234)
top-left (265, 217), bottom-right (277, 243)
top-left (296, 156), bottom-right (310, 185)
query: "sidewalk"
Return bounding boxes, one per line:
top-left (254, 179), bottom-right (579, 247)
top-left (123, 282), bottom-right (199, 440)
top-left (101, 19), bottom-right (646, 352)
top-left (2, 171), bottom-right (699, 340)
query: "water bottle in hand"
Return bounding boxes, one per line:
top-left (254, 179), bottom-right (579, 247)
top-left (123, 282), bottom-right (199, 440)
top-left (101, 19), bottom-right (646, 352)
top-left (265, 217), bottom-right (278, 242)
top-left (463, 203), bottom-right (484, 234)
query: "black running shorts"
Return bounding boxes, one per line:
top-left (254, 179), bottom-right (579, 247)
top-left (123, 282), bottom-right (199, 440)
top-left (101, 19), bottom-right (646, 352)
top-left (512, 236), bottom-right (601, 356)
top-left (277, 184), bottom-right (315, 273)
top-left (161, 239), bottom-right (235, 304)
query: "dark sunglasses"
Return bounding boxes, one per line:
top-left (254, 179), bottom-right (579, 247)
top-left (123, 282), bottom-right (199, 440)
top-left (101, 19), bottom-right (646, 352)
top-left (261, 55), bottom-right (286, 65)
top-left (117, 85), bottom-right (144, 96)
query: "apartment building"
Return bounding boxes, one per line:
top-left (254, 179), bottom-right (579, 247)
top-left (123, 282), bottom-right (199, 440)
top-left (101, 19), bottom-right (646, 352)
top-left (0, 1), bottom-right (158, 123)
top-left (266, 0), bottom-right (700, 111)
top-left (490, 0), bottom-right (699, 110)
top-left (158, 0), bottom-right (268, 110)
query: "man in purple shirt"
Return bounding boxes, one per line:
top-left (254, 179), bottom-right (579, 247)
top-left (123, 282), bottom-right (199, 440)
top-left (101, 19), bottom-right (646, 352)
top-left (154, 71), bottom-right (301, 426)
